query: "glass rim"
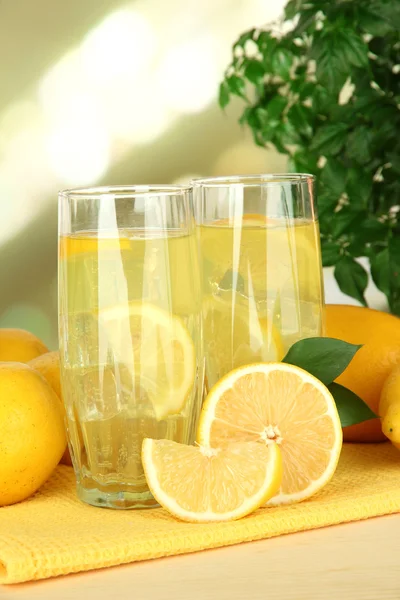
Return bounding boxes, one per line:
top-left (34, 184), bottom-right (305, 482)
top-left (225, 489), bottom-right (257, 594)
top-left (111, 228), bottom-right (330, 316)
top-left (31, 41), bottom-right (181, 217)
top-left (191, 173), bottom-right (315, 188)
top-left (58, 184), bottom-right (192, 201)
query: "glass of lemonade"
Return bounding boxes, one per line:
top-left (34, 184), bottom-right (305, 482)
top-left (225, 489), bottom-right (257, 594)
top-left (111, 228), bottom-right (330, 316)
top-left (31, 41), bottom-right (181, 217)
top-left (58, 186), bottom-right (203, 509)
top-left (193, 174), bottom-right (324, 391)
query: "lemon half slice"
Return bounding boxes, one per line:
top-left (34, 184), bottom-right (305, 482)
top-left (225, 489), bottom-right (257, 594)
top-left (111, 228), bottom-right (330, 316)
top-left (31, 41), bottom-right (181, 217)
top-left (198, 362), bottom-right (342, 505)
top-left (99, 303), bottom-right (196, 421)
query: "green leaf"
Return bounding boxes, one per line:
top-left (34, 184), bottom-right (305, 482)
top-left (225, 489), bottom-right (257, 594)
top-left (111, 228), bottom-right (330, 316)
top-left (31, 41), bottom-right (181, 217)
top-left (359, 2), bottom-right (400, 36)
top-left (284, 0), bottom-right (301, 20)
top-left (364, 101), bottom-right (399, 130)
top-left (389, 291), bottom-right (400, 317)
top-left (240, 107), bottom-right (269, 133)
top-left (346, 237), bottom-right (367, 259)
top-left (266, 95), bottom-right (288, 120)
top-left (334, 256), bottom-right (369, 306)
top-left (251, 129), bottom-right (267, 148)
top-left (270, 134), bottom-right (289, 155)
top-left (282, 337), bottom-right (361, 386)
top-left (292, 8), bottom-right (318, 37)
top-left (346, 126), bottom-right (373, 165)
top-left (346, 169), bottom-right (372, 208)
top-left (218, 81), bottom-right (230, 109)
top-left (313, 86), bottom-right (333, 113)
top-left (389, 235), bottom-right (400, 293)
top-left (234, 29), bottom-right (256, 49)
top-left (341, 31), bottom-right (369, 69)
top-left (328, 383), bottom-right (377, 427)
top-left (320, 158), bottom-right (347, 197)
top-left (279, 120), bottom-right (302, 145)
top-left (370, 247), bottom-right (390, 298)
top-left (310, 123), bottom-right (348, 155)
top-left (318, 191), bottom-right (339, 216)
top-left (357, 219), bottom-right (389, 245)
top-left (255, 107), bottom-right (269, 126)
top-left (259, 121), bottom-right (280, 143)
top-left (298, 81), bottom-right (318, 101)
top-left (387, 153), bottom-right (400, 174)
top-left (312, 34), bottom-right (347, 94)
top-left (289, 150), bottom-right (318, 174)
top-left (256, 31), bottom-right (277, 56)
top-left (316, 61), bottom-right (346, 94)
top-left (295, 64), bottom-right (307, 77)
top-left (239, 106), bottom-right (252, 126)
top-left (321, 240), bottom-right (342, 267)
top-left (287, 104), bottom-right (314, 138)
top-left (244, 59), bottom-right (265, 84)
top-left (271, 49), bottom-right (293, 81)
top-left (226, 75), bottom-right (247, 99)
top-left (312, 29), bottom-right (368, 94)
top-left (332, 208), bottom-right (364, 239)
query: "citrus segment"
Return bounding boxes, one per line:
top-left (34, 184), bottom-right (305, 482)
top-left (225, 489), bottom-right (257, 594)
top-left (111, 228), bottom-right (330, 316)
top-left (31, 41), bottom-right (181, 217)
top-left (142, 438), bottom-right (282, 522)
top-left (197, 363), bottom-right (342, 505)
top-left (98, 303), bottom-right (196, 421)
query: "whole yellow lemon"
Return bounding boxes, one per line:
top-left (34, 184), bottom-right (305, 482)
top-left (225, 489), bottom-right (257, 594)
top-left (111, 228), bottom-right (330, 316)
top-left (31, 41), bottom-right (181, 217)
top-left (326, 304), bottom-right (400, 442)
top-left (0, 328), bottom-right (48, 362)
top-left (28, 351), bottom-right (62, 399)
top-left (0, 362), bottom-right (67, 506)
top-left (29, 351), bottom-right (73, 466)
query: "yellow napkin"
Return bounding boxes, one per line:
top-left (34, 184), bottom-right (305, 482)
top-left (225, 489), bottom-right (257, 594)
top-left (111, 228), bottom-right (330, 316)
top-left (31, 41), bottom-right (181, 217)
top-left (1, 443), bottom-right (400, 585)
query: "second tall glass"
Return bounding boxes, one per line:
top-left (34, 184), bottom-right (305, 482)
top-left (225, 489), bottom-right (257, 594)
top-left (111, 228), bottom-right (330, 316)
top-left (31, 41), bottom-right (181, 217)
top-left (59, 186), bottom-right (203, 509)
top-left (193, 174), bottom-right (325, 390)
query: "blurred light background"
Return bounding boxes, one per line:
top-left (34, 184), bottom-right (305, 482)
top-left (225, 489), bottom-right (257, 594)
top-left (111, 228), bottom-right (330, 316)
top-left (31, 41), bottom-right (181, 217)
top-left (0, 0), bottom-right (288, 348)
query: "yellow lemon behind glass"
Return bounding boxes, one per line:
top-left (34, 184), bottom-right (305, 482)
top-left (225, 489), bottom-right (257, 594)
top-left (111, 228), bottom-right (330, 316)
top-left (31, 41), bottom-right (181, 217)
top-left (29, 351), bottom-right (73, 466)
top-left (0, 328), bottom-right (48, 362)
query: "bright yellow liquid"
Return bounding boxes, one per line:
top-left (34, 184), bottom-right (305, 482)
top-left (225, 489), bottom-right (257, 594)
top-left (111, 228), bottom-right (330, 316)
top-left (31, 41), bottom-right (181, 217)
top-left (59, 230), bottom-right (202, 508)
top-left (199, 218), bottom-right (324, 388)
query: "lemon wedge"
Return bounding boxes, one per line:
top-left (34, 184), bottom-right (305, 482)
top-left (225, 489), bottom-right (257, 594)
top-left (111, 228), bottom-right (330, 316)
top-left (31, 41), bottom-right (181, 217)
top-left (142, 438), bottom-right (282, 522)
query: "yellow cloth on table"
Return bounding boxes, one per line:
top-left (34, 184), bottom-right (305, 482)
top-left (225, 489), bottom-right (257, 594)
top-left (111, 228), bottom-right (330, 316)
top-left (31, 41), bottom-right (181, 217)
top-left (1, 443), bottom-right (400, 585)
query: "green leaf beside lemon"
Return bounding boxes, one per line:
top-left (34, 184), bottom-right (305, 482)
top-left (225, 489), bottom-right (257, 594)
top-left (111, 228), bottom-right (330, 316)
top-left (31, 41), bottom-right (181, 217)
top-left (282, 336), bottom-right (377, 427)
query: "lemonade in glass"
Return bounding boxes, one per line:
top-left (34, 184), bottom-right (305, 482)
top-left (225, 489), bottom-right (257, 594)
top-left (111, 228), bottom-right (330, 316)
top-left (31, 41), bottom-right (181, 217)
top-left (193, 174), bottom-right (324, 390)
top-left (58, 186), bottom-right (203, 509)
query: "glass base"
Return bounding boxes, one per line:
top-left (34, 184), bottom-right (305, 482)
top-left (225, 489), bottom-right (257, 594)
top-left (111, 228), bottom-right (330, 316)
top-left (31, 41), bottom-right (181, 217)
top-left (76, 484), bottom-right (159, 510)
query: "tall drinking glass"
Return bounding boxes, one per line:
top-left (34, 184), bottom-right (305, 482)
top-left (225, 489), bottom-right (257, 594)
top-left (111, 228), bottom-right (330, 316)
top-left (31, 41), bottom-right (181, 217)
top-left (193, 174), bottom-right (324, 390)
top-left (59, 186), bottom-right (203, 509)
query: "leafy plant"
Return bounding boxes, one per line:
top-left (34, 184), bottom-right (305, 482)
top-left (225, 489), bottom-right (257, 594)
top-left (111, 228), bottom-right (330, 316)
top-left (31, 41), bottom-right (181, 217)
top-left (219, 0), bottom-right (400, 314)
top-left (282, 336), bottom-right (376, 426)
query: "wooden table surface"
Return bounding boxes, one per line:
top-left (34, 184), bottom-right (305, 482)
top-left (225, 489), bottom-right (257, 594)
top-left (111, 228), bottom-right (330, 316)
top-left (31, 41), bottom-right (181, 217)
top-left (4, 514), bottom-right (400, 600)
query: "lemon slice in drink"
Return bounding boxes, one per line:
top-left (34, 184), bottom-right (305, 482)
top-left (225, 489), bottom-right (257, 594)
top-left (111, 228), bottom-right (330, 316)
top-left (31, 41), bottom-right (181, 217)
top-left (142, 438), bottom-right (282, 522)
top-left (197, 363), bottom-right (342, 505)
top-left (203, 295), bottom-right (284, 386)
top-left (98, 303), bottom-right (196, 421)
